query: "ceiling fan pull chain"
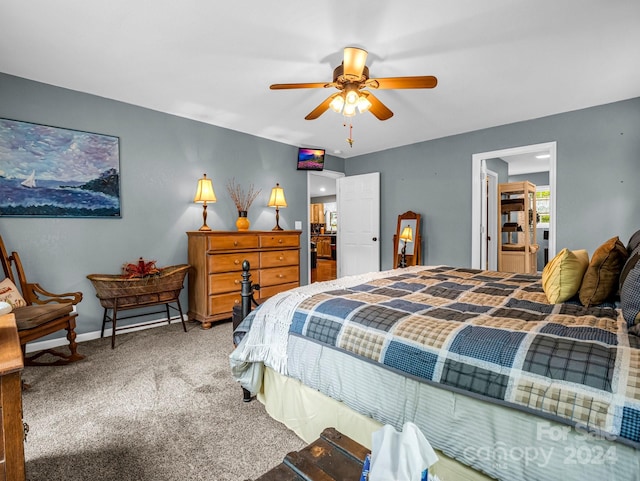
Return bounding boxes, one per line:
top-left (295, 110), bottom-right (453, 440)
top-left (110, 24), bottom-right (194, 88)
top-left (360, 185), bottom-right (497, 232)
top-left (346, 122), bottom-right (354, 148)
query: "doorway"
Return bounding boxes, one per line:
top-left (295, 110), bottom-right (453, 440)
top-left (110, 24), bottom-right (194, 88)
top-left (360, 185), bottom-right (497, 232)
top-left (307, 170), bottom-right (344, 284)
top-left (471, 142), bottom-right (557, 271)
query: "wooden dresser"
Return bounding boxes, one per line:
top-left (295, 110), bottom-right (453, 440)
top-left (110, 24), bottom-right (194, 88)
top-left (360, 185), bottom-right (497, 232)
top-left (0, 313), bottom-right (26, 481)
top-left (187, 231), bottom-right (301, 328)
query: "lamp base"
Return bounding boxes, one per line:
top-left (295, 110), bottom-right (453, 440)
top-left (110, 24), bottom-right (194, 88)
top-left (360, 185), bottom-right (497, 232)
top-left (199, 204), bottom-right (212, 231)
top-left (272, 207), bottom-right (283, 231)
top-left (399, 242), bottom-right (408, 268)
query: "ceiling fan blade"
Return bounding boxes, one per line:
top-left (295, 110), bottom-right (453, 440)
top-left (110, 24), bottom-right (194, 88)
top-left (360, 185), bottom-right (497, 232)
top-left (367, 76), bottom-right (438, 90)
top-left (305, 93), bottom-right (340, 120)
top-left (363, 91), bottom-right (394, 121)
top-left (343, 47), bottom-right (368, 79)
top-left (270, 82), bottom-right (330, 90)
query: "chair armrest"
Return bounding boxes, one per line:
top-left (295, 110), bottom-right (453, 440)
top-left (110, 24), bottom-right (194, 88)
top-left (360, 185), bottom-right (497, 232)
top-left (26, 282), bottom-right (83, 306)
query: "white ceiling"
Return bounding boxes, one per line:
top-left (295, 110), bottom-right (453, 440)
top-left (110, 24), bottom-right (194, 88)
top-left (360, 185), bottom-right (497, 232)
top-left (1, 1), bottom-right (639, 160)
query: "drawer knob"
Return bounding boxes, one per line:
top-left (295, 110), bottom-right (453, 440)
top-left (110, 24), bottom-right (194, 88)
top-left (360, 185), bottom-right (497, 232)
top-left (234, 241), bottom-right (238, 246)
top-left (234, 259), bottom-right (240, 265)
top-left (234, 299), bottom-right (239, 304)
top-left (234, 279), bottom-right (239, 284)
top-left (278, 239), bottom-right (283, 243)
top-left (279, 255), bottom-right (284, 261)
top-left (279, 274), bottom-right (284, 278)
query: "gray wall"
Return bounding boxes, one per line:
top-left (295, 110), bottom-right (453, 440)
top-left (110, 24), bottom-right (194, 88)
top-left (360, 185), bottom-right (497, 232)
top-left (486, 157), bottom-right (509, 183)
top-left (0, 73), bottom-right (344, 336)
top-left (509, 171), bottom-right (550, 186)
top-left (310, 195), bottom-right (337, 204)
top-left (345, 97), bottom-right (640, 270)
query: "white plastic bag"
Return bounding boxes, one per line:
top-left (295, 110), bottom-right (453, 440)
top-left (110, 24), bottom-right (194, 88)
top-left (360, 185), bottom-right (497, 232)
top-left (369, 422), bottom-right (438, 481)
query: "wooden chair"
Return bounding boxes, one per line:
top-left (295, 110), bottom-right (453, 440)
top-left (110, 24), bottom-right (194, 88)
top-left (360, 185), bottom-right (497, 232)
top-left (0, 236), bottom-right (84, 366)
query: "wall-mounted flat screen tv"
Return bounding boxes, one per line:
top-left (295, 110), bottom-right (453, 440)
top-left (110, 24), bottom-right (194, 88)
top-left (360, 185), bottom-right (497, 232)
top-left (297, 148), bottom-right (325, 171)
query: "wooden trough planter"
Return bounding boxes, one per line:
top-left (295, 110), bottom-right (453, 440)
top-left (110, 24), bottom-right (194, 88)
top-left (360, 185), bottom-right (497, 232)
top-left (87, 264), bottom-right (190, 348)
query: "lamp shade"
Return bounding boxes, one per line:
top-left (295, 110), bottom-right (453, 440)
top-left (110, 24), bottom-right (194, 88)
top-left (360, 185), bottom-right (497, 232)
top-left (194, 174), bottom-right (217, 203)
top-left (400, 225), bottom-right (413, 242)
top-left (267, 183), bottom-right (287, 208)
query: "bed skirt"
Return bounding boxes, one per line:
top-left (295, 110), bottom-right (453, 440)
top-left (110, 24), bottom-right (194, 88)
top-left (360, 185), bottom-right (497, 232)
top-left (257, 366), bottom-right (495, 481)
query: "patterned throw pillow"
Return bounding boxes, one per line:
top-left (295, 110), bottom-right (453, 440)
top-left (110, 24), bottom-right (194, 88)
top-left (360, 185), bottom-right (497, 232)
top-left (542, 248), bottom-right (589, 303)
top-left (579, 237), bottom-right (628, 307)
top-left (627, 229), bottom-right (640, 254)
top-left (620, 246), bottom-right (640, 291)
top-left (621, 263), bottom-right (640, 328)
top-left (0, 278), bottom-right (27, 309)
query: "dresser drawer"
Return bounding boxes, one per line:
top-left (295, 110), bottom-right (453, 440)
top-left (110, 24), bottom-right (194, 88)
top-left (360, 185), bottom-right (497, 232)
top-left (260, 266), bottom-right (299, 287)
top-left (260, 234), bottom-right (300, 248)
top-left (208, 271), bottom-right (244, 295)
top-left (208, 292), bottom-right (241, 315)
top-left (259, 282), bottom-right (299, 299)
top-left (208, 252), bottom-right (259, 274)
top-left (260, 250), bottom-right (299, 268)
top-left (208, 235), bottom-right (259, 250)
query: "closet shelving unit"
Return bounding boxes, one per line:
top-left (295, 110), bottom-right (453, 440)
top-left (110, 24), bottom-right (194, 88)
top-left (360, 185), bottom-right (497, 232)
top-left (498, 181), bottom-right (538, 274)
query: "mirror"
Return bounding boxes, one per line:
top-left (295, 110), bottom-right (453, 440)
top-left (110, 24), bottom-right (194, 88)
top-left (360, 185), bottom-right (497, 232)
top-left (393, 211), bottom-right (421, 268)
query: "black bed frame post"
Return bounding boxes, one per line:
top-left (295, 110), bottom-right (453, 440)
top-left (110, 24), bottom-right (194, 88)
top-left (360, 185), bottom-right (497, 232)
top-left (240, 260), bottom-right (253, 321)
top-left (239, 260), bottom-right (260, 402)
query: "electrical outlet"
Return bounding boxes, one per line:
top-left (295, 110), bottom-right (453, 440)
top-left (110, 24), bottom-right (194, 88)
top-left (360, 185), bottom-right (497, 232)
top-left (295, 221), bottom-right (302, 230)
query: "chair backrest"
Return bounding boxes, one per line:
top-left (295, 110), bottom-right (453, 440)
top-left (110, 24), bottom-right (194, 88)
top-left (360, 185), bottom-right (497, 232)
top-left (1, 235), bottom-right (16, 284)
top-left (0, 236), bottom-right (32, 305)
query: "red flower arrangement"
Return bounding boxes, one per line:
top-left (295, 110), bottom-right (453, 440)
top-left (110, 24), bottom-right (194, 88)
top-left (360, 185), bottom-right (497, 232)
top-left (122, 257), bottom-right (160, 279)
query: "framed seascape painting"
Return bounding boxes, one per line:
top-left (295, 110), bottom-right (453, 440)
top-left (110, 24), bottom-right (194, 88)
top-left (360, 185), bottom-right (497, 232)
top-left (0, 118), bottom-right (121, 218)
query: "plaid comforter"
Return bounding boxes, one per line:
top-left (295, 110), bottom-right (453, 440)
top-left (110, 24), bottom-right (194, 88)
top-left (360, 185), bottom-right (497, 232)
top-left (284, 266), bottom-right (640, 446)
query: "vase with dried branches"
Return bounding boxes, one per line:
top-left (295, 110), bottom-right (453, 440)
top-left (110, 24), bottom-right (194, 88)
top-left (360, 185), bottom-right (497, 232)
top-left (226, 178), bottom-right (261, 231)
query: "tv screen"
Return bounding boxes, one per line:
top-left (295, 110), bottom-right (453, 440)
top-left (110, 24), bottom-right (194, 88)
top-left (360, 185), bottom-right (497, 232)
top-left (297, 148), bottom-right (325, 171)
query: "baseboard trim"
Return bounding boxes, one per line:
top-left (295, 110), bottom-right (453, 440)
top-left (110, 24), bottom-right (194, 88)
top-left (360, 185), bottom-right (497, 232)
top-left (24, 315), bottom-right (188, 354)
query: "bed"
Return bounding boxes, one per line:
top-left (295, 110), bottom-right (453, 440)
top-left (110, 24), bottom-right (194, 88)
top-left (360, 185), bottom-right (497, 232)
top-left (230, 257), bottom-right (640, 480)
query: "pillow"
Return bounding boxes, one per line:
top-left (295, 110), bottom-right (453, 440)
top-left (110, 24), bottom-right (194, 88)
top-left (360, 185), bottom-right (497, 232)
top-left (620, 245), bottom-right (640, 292)
top-left (579, 236), bottom-right (628, 307)
top-left (542, 248), bottom-right (589, 303)
top-left (0, 301), bottom-right (12, 315)
top-left (621, 262), bottom-right (640, 327)
top-left (0, 278), bottom-right (27, 309)
top-left (627, 229), bottom-right (640, 253)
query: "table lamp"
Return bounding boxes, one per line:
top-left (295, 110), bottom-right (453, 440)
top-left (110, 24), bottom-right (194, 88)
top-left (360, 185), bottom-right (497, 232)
top-left (193, 173), bottom-right (217, 231)
top-left (267, 183), bottom-right (287, 231)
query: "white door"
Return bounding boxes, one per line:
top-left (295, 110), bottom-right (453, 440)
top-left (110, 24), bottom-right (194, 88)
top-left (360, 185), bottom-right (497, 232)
top-left (486, 170), bottom-right (498, 270)
top-left (480, 163), bottom-right (498, 271)
top-left (337, 172), bottom-right (380, 277)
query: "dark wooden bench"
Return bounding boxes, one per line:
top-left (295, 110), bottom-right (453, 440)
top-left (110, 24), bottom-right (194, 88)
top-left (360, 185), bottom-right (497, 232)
top-left (253, 428), bottom-right (369, 481)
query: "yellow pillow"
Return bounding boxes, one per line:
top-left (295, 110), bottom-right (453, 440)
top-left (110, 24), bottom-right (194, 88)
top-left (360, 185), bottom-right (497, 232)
top-left (542, 248), bottom-right (589, 304)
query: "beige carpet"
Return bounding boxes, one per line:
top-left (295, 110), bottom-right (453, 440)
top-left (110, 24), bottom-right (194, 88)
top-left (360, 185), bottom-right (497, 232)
top-left (21, 320), bottom-right (306, 481)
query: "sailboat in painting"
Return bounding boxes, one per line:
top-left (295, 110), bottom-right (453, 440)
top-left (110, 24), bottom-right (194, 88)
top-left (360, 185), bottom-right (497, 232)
top-left (21, 170), bottom-right (36, 188)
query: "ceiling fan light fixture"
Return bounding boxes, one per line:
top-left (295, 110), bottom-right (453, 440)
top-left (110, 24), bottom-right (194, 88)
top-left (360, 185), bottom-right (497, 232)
top-left (330, 94), bottom-right (345, 113)
top-left (357, 95), bottom-right (372, 113)
top-left (342, 103), bottom-right (357, 117)
top-left (271, 46), bottom-right (437, 124)
top-left (345, 89), bottom-right (359, 106)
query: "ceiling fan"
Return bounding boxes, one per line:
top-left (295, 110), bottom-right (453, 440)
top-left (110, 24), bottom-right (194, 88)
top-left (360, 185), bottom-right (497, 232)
top-left (270, 47), bottom-right (437, 121)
